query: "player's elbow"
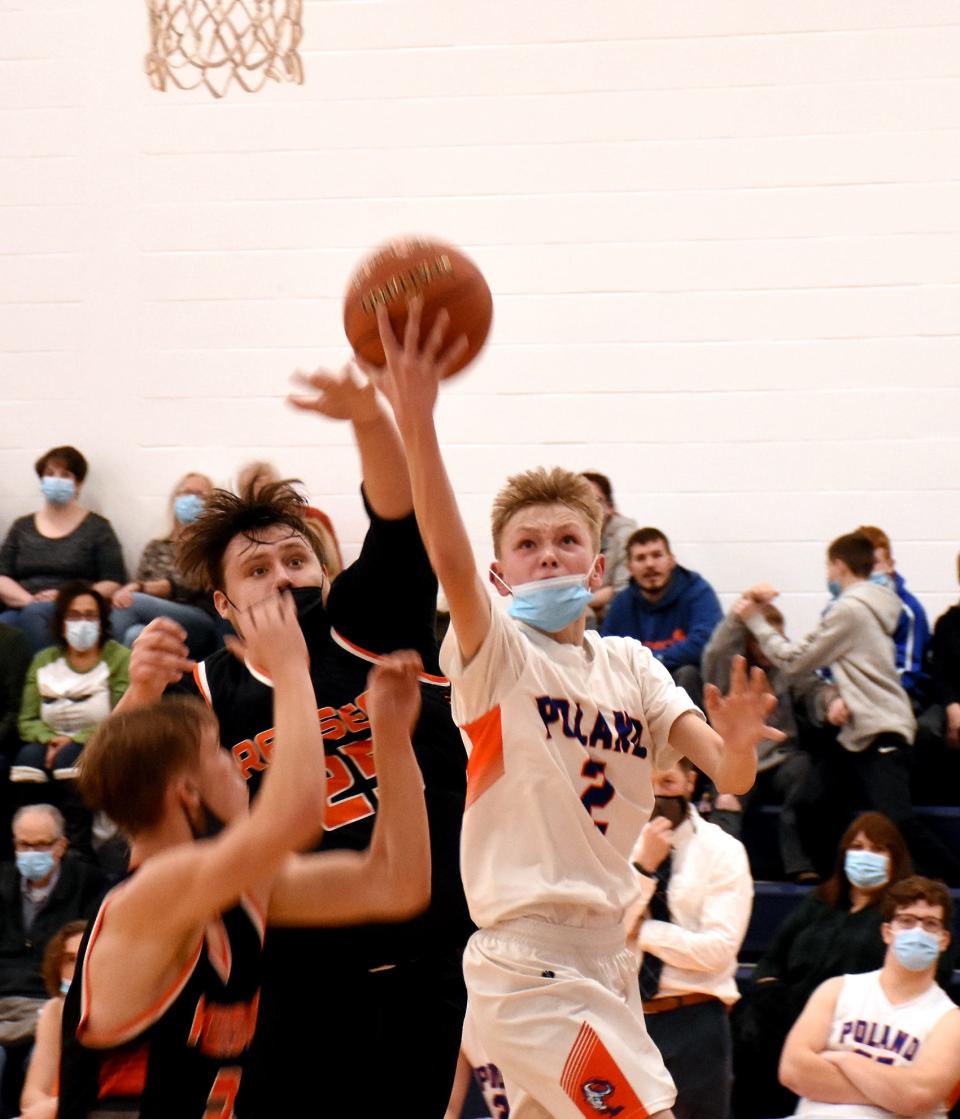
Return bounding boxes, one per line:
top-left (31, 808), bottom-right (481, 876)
top-left (777, 1047), bottom-right (805, 1097)
top-left (899, 1085), bottom-right (940, 1117)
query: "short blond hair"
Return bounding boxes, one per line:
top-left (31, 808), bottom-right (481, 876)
top-left (491, 467), bottom-right (602, 557)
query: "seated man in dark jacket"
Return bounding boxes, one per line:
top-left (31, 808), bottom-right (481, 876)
top-left (602, 526), bottom-right (722, 707)
top-left (0, 804), bottom-right (105, 1115)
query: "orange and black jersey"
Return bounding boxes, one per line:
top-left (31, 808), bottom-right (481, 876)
top-left (60, 888), bottom-right (266, 1119)
top-left (170, 495), bottom-right (472, 967)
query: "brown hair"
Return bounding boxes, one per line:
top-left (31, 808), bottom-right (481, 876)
top-left (35, 445), bottom-right (88, 484)
top-left (881, 875), bottom-right (953, 927)
top-left (581, 471), bottom-right (613, 505)
top-left (817, 812), bottom-right (913, 910)
top-left (177, 480), bottom-right (322, 592)
top-left (760, 603), bottom-right (784, 627)
top-left (41, 919), bottom-right (87, 997)
top-left (627, 527), bottom-right (672, 555)
top-left (827, 532), bottom-right (875, 578)
top-left (856, 524), bottom-right (892, 561)
top-left (51, 580), bottom-right (111, 648)
top-left (490, 467), bottom-right (602, 556)
top-left (79, 697), bottom-right (218, 836)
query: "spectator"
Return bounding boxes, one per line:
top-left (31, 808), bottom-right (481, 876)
top-left (17, 919), bottom-right (86, 1119)
top-left (12, 583), bottom-right (129, 856)
top-left (601, 526), bottom-right (722, 707)
top-left (928, 551), bottom-right (960, 750)
top-left (730, 811), bottom-right (950, 1119)
top-left (780, 876), bottom-right (960, 1119)
top-left (236, 459), bottom-right (344, 578)
top-left (735, 532), bottom-right (960, 885)
top-left (0, 626), bottom-right (29, 858)
top-left (581, 471), bottom-right (637, 626)
top-left (627, 758), bottom-right (752, 1119)
top-left (110, 472), bottom-right (221, 660)
top-left (703, 602), bottom-right (823, 882)
top-left (0, 806), bottom-right (103, 1116)
top-left (0, 447), bottom-right (126, 654)
top-left (857, 524), bottom-right (932, 708)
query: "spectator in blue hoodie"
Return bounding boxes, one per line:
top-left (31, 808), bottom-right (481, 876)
top-left (857, 525), bottom-right (931, 708)
top-left (601, 527), bottom-right (722, 707)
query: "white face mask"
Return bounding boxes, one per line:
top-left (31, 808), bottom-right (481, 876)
top-left (492, 558), bottom-right (599, 633)
top-left (65, 619), bottom-right (100, 652)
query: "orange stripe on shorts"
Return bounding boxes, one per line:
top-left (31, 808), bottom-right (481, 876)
top-left (560, 1021), bottom-right (649, 1118)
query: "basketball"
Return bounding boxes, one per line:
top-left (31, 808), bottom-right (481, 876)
top-left (343, 236), bottom-right (493, 377)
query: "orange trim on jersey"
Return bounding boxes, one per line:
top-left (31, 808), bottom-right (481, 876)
top-left (193, 661), bottom-right (213, 707)
top-left (98, 1042), bottom-right (150, 1100)
top-left (79, 890), bottom-right (205, 1048)
top-left (240, 893), bottom-right (267, 944)
top-left (329, 627), bottom-right (450, 687)
top-left (560, 1021), bottom-right (649, 1119)
top-left (463, 706), bottom-right (505, 809)
top-left (204, 916), bottom-right (233, 986)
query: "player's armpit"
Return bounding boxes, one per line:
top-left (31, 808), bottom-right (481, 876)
top-left (267, 849), bottom-right (431, 926)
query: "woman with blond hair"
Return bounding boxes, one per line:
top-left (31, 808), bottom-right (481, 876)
top-left (109, 472), bottom-right (220, 659)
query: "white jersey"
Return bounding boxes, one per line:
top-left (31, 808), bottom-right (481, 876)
top-left (440, 606), bottom-right (698, 928)
top-left (796, 970), bottom-right (958, 1119)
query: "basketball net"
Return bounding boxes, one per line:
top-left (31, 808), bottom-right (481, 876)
top-left (145, 0), bottom-right (304, 98)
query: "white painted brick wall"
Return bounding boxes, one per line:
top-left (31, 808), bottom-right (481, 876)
top-left (2, 1), bottom-right (959, 640)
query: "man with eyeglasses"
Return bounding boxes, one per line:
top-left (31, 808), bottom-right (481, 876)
top-left (780, 875), bottom-right (960, 1119)
top-left (0, 804), bottom-right (105, 1114)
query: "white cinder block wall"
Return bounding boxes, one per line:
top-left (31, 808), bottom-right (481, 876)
top-left (2, 1), bottom-right (959, 637)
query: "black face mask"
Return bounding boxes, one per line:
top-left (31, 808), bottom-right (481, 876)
top-left (651, 795), bottom-right (688, 829)
top-left (288, 585), bottom-right (325, 621)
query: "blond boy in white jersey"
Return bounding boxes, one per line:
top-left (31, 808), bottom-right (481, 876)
top-left (377, 302), bottom-right (782, 1119)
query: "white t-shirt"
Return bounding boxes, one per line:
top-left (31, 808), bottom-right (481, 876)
top-left (796, 969), bottom-right (958, 1119)
top-left (37, 656), bottom-right (112, 736)
top-left (440, 606), bottom-right (698, 928)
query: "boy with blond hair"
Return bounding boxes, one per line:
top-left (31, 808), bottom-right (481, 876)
top-left (379, 301), bottom-right (781, 1119)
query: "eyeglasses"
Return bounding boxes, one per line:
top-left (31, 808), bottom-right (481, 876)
top-left (65, 611), bottom-right (99, 622)
top-left (14, 838), bottom-right (58, 852)
top-left (891, 914), bottom-right (944, 934)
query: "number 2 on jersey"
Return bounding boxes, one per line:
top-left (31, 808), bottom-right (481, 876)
top-left (579, 758), bottom-right (615, 834)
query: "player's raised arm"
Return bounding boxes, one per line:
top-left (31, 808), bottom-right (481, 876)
top-left (82, 591), bottom-right (327, 941)
top-left (288, 358), bottom-right (413, 520)
top-left (375, 299), bottom-right (491, 662)
top-left (268, 650), bottom-right (431, 925)
top-left (668, 655), bottom-right (781, 794)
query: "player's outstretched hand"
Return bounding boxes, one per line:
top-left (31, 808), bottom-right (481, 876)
top-left (287, 359), bottom-right (382, 425)
top-left (237, 591), bottom-right (308, 678)
top-left (129, 617), bottom-right (195, 698)
top-left (372, 297), bottom-right (468, 428)
top-left (704, 654), bottom-right (785, 755)
top-left (365, 651), bottom-right (423, 736)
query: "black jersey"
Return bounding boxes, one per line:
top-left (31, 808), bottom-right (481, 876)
top-left (60, 886), bottom-right (265, 1119)
top-left (170, 497), bottom-right (472, 1115)
top-left (176, 496), bottom-right (472, 967)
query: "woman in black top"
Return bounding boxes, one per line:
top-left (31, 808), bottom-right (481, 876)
top-left (732, 811), bottom-right (919, 1118)
top-left (0, 446), bottom-right (126, 653)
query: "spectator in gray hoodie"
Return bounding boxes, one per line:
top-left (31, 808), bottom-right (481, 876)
top-left (703, 602), bottom-right (825, 882)
top-left (734, 532), bottom-right (960, 885)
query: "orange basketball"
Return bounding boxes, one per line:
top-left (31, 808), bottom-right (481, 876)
top-left (343, 236), bottom-right (493, 377)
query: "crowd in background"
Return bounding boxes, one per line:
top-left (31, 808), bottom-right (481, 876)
top-left (0, 448), bottom-right (958, 1119)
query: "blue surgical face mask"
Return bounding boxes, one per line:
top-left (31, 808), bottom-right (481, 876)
top-left (60, 977), bottom-right (72, 995)
top-left (16, 850), bottom-right (55, 882)
top-left (174, 493), bottom-right (205, 525)
top-left (892, 927), bottom-right (941, 972)
top-left (41, 476), bottom-right (75, 505)
top-left (869, 572), bottom-right (894, 589)
top-left (844, 848), bottom-right (890, 890)
top-left (65, 619), bottom-right (100, 652)
top-left (502, 569), bottom-right (595, 633)
top-left (827, 579), bottom-right (842, 599)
